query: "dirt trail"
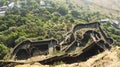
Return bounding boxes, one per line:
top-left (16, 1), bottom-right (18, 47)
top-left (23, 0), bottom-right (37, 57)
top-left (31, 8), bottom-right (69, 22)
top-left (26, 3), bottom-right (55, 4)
top-left (15, 46), bottom-right (120, 67)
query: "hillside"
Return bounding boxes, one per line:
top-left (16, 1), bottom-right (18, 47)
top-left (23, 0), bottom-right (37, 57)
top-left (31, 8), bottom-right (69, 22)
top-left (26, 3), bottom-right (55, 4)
top-left (56, 0), bottom-right (120, 17)
top-left (0, 0), bottom-right (120, 67)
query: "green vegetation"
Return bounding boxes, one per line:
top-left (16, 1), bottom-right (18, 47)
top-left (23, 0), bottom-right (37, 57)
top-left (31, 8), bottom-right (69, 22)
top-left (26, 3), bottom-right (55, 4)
top-left (0, 0), bottom-right (119, 59)
top-left (0, 43), bottom-right (8, 59)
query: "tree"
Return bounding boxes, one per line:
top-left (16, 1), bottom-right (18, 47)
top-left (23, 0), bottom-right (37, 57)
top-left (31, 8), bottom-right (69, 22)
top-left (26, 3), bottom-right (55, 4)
top-left (71, 10), bottom-right (80, 19)
top-left (57, 6), bottom-right (68, 16)
top-left (0, 43), bottom-right (8, 59)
